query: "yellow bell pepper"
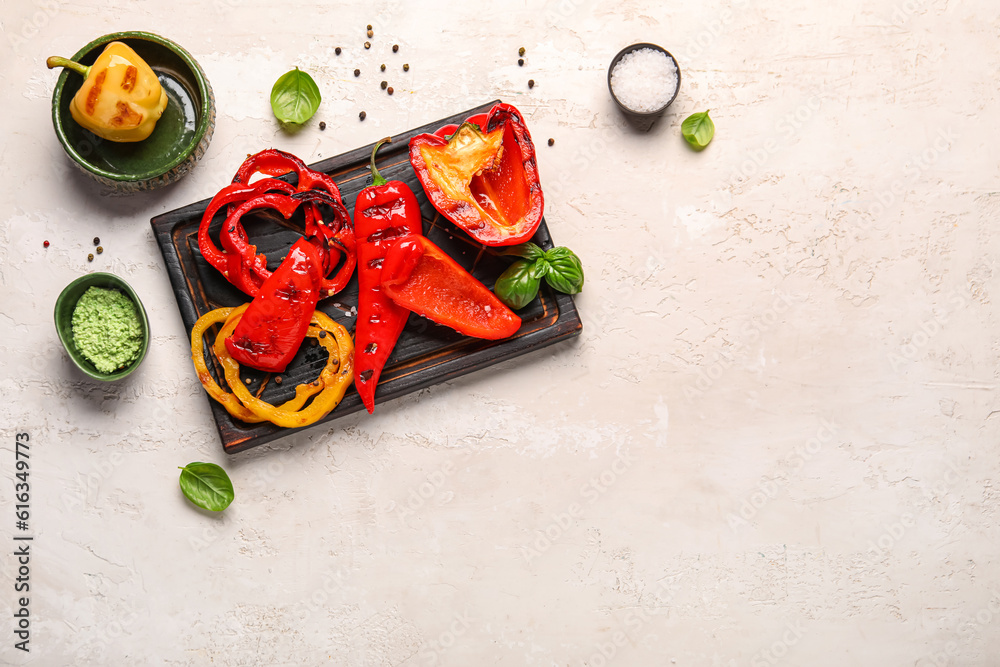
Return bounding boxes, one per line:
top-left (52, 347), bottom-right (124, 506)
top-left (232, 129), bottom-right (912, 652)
top-left (47, 42), bottom-right (168, 143)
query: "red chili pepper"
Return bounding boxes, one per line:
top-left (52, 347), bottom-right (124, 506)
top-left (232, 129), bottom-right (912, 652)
top-left (224, 237), bottom-right (325, 373)
top-left (381, 235), bottom-right (521, 340)
top-left (408, 102), bottom-right (544, 247)
top-left (353, 138), bottom-right (423, 413)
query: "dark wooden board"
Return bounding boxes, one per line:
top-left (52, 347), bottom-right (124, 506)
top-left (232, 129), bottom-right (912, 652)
top-left (151, 100), bottom-right (582, 453)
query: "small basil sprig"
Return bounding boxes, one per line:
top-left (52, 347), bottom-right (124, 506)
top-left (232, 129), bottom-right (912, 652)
top-left (179, 462), bottom-right (235, 512)
top-left (495, 243), bottom-right (584, 310)
top-left (681, 110), bottom-right (715, 150)
top-left (270, 68), bottom-right (322, 125)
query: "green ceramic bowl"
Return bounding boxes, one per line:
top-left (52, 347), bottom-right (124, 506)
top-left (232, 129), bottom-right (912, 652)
top-left (50, 31), bottom-right (216, 193)
top-left (54, 273), bottom-right (150, 382)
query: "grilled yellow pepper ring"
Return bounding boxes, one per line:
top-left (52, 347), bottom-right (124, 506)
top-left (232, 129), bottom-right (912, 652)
top-left (47, 41), bottom-right (168, 142)
top-left (190, 305), bottom-right (354, 428)
top-left (190, 305), bottom-right (322, 424)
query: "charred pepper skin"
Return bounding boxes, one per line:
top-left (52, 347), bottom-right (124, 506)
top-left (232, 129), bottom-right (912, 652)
top-left (47, 42), bottom-right (168, 142)
top-left (353, 138), bottom-right (423, 414)
top-left (408, 102), bottom-right (544, 247)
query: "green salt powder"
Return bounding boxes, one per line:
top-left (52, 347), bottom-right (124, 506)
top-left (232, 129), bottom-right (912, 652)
top-left (71, 286), bottom-right (143, 374)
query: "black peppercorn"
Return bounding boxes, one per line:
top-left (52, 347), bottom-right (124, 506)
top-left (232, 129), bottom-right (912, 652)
top-left (93, 236), bottom-right (100, 245)
top-left (96, 246), bottom-right (104, 253)
top-left (547, 138), bottom-right (554, 146)
top-left (354, 69), bottom-right (360, 77)
top-left (359, 111), bottom-right (367, 120)
top-left (518, 58), bottom-right (524, 66)
top-left (392, 44), bottom-right (399, 53)
top-left (380, 63), bottom-right (386, 71)
top-left (403, 63), bottom-right (409, 71)
top-left (319, 121), bottom-right (326, 130)
top-left (528, 79), bottom-right (535, 88)
top-left (381, 80), bottom-right (387, 89)
top-left (335, 47), bottom-right (342, 55)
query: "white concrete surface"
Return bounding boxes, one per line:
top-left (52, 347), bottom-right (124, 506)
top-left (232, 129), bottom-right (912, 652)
top-left (2, 0), bottom-right (999, 664)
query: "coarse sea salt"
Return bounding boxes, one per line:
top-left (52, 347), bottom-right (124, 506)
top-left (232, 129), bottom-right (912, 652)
top-left (610, 48), bottom-right (678, 113)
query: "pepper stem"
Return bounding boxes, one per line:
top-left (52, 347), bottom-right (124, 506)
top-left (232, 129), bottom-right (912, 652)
top-left (369, 137), bottom-right (392, 187)
top-left (46, 56), bottom-right (91, 78)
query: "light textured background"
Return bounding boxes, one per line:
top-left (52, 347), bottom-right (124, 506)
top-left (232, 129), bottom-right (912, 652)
top-left (2, 0), bottom-right (999, 664)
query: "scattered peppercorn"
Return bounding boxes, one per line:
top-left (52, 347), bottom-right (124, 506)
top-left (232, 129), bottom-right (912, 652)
top-left (245, 377), bottom-right (252, 384)
top-left (367, 24), bottom-right (373, 30)
top-left (93, 236), bottom-right (100, 245)
top-left (96, 246), bottom-right (104, 254)
top-left (548, 138), bottom-right (554, 146)
top-left (274, 375), bottom-right (283, 385)
top-left (87, 253), bottom-right (94, 262)
top-left (380, 64), bottom-right (386, 72)
top-left (354, 69), bottom-right (360, 77)
top-left (319, 330), bottom-right (327, 338)
top-left (364, 41), bottom-right (371, 49)
top-left (43, 240), bottom-right (49, 248)
top-left (387, 86), bottom-right (394, 95)
top-left (359, 110), bottom-right (367, 120)
top-left (519, 47), bottom-right (526, 56)
top-left (518, 58), bottom-right (524, 66)
top-left (528, 79), bottom-right (535, 88)
top-left (381, 80), bottom-right (387, 89)
top-left (335, 47), bottom-right (342, 55)
top-left (392, 44), bottom-right (399, 53)
top-left (319, 121), bottom-right (326, 130)
top-left (403, 63), bottom-right (409, 71)
top-left (367, 29), bottom-right (373, 38)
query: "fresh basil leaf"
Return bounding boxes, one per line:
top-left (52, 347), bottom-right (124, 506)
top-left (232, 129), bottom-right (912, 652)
top-left (542, 246), bottom-right (584, 294)
top-left (530, 258), bottom-right (551, 280)
top-left (270, 68), bottom-right (322, 125)
top-left (494, 259), bottom-right (541, 310)
top-left (681, 110), bottom-right (715, 150)
top-left (499, 242), bottom-right (545, 262)
top-left (179, 462), bottom-right (235, 512)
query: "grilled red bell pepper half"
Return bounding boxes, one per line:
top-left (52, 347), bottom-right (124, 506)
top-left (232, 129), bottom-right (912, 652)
top-left (408, 102), bottom-right (544, 247)
top-left (381, 235), bottom-right (521, 340)
top-left (225, 236), bottom-right (324, 373)
top-left (353, 138), bottom-right (423, 413)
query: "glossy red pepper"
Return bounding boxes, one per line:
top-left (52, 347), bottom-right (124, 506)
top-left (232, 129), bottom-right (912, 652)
top-left (381, 235), bottom-right (521, 340)
top-left (224, 237), bottom-right (325, 373)
top-left (353, 138), bottom-right (423, 413)
top-left (408, 102), bottom-right (544, 247)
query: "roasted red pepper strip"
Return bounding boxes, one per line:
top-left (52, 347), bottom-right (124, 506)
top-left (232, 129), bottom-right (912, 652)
top-left (381, 235), bottom-right (521, 340)
top-left (197, 178), bottom-right (297, 295)
top-left (408, 102), bottom-right (544, 247)
top-left (224, 237), bottom-right (324, 373)
top-left (353, 138), bottom-right (423, 413)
